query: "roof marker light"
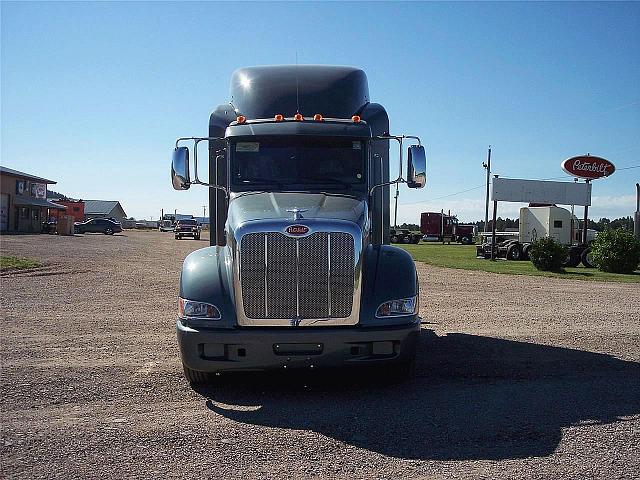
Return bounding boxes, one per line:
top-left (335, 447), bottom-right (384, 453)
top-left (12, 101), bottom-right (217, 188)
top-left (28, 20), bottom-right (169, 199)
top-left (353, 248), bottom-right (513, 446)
top-left (236, 115), bottom-right (247, 124)
top-left (274, 114), bottom-right (284, 122)
top-left (351, 115), bottom-right (361, 123)
top-left (313, 114), bottom-right (324, 122)
top-left (294, 113), bottom-right (304, 121)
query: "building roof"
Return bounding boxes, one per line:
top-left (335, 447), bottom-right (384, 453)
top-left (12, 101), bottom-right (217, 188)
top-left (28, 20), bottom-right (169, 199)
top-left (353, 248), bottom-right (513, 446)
top-left (84, 200), bottom-right (122, 215)
top-left (0, 165), bottom-right (57, 184)
top-left (13, 196), bottom-right (67, 210)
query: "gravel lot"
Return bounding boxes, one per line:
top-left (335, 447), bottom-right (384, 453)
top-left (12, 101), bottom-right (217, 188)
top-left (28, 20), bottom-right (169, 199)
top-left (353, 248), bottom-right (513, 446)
top-left (1, 230), bottom-right (639, 479)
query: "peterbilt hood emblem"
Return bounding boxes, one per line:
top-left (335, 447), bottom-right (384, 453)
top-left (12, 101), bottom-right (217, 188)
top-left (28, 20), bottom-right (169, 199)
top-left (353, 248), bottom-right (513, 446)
top-left (286, 225), bottom-right (309, 236)
top-left (286, 207), bottom-right (308, 221)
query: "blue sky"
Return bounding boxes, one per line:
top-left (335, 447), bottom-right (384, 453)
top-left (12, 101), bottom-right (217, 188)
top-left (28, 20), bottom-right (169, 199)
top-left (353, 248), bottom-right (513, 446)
top-left (2, 1), bottom-right (639, 223)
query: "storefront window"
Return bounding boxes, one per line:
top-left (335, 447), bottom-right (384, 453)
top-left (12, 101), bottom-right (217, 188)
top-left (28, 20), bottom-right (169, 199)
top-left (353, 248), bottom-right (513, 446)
top-left (20, 207), bottom-right (29, 219)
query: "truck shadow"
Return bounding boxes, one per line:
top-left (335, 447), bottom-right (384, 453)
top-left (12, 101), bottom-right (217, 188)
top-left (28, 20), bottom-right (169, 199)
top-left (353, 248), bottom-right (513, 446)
top-left (195, 330), bottom-right (640, 461)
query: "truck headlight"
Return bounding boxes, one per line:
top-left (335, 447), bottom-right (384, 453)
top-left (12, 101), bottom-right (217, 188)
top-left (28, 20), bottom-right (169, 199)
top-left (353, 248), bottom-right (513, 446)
top-left (178, 297), bottom-right (221, 320)
top-left (376, 296), bottom-right (418, 317)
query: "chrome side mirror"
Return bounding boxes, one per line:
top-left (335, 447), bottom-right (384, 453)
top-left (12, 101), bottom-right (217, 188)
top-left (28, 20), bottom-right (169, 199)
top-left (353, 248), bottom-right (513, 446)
top-left (407, 145), bottom-right (426, 189)
top-left (172, 147), bottom-right (191, 190)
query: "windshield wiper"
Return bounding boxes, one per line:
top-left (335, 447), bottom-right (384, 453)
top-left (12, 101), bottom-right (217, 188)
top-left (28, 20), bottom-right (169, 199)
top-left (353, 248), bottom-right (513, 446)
top-left (295, 176), bottom-right (352, 189)
top-left (238, 178), bottom-right (284, 188)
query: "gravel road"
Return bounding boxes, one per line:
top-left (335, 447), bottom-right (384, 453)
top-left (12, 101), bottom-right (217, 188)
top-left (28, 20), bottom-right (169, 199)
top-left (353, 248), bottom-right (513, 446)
top-left (1, 231), bottom-right (639, 479)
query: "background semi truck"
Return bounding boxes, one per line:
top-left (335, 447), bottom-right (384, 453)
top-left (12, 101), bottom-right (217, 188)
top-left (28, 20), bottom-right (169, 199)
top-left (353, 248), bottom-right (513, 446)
top-left (170, 65), bottom-right (427, 384)
top-left (421, 211), bottom-right (476, 244)
top-left (476, 205), bottom-right (595, 266)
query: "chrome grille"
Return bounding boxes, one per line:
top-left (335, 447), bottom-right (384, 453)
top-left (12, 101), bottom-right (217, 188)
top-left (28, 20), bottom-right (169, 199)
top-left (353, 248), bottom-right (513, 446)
top-left (240, 232), bottom-right (355, 320)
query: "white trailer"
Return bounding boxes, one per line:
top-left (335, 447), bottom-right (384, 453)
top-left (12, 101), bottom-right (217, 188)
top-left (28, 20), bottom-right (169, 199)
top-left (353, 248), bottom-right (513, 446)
top-left (477, 205), bottom-right (596, 266)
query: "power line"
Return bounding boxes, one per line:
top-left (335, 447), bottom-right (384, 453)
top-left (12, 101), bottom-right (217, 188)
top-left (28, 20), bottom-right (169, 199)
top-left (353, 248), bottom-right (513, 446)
top-left (397, 165), bottom-right (640, 207)
top-left (399, 184), bottom-right (485, 205)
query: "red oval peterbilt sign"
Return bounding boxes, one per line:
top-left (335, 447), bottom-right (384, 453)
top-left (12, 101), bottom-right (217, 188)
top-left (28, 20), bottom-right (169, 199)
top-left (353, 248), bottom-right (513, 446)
top-left (286, 225), bottom-right (309, 236)
top-left (562, 155), bottom-right (615, 180)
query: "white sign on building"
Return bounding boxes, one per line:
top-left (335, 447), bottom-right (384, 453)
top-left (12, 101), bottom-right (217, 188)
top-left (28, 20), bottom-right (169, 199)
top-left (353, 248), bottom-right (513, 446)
top-left (491, 178), bottom-right (592, 206)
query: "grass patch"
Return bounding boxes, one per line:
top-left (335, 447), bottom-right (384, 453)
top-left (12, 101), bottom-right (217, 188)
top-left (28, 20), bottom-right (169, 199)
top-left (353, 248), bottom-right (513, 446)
top-left (0, 256), bottom-right (42, 271)
top-left (399, 243), bottom-right (640, 283)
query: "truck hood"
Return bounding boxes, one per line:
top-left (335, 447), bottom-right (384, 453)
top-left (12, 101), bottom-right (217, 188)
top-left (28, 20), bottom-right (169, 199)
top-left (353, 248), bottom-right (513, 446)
top-left (227, 192), bottom-right (367, 229)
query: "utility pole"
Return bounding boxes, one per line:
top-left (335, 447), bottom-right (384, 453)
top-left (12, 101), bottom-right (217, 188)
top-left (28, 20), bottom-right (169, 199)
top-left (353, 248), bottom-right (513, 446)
top-left (635, 183), bottom-right (640, 239)
top-left (483, 146), bottom-right (491, 232)
top-left (393, 184), bottom-right (399, 228)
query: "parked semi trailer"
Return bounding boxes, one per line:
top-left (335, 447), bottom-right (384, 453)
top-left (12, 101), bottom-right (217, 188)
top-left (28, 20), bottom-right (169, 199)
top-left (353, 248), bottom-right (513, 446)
top-left (476, 205), bottom-right (595, 266)
top-left (170, 65), bottom-right (427, 384)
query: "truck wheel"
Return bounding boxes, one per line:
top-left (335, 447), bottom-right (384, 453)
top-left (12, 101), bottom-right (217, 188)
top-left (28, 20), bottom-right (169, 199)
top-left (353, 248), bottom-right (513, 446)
top-left (403, 236), bottom-right (412, 244)
top-left (461, 236), bottom-right (471, 245)
top-left (175, 235), bottom-right (180, 240)
top-left (581, 248), bottom-right (596, 268)
top-left (563, 249), bottom-right (581, 268)
top-left (390, 235), bottom-right (399, 243)
top-left (506, 244), bottom-right (522, 261)
top-left (522, 244), bottom-right (531, 260)
top-left (183, 365), bottom-right (212, 385)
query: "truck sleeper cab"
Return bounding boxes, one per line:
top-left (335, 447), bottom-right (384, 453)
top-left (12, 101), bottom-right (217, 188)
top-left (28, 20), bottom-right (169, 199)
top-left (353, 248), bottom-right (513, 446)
top-left (170, 66), bottom-right (427, 383)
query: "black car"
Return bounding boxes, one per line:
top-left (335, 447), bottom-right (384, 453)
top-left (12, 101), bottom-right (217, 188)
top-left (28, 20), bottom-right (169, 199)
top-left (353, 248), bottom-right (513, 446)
top-left (174, 219), bottom-right (201, 240)
top-left (74, 218), bottom-right (122, 235)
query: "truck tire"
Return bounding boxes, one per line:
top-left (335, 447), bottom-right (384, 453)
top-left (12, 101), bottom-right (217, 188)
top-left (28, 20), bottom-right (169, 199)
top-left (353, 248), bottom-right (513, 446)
top-left (461, 236), bottom-right (472, 245)
top-left (522, 244), bottom-right (531, 261)
top-left (183, 365), bottom-right (212, 385)
top-left (563, 248), bottom-right (581, 268)
top-left (390, 235), bottom-right (399, 243)
top-left (506, 244), bottom-right (522, 261)
top-left (402, 236), bottom-right (412, 244)
top-left (581, 248), bottom-right (595, 268)
top-left (175, 235), bottom-right (180, 240)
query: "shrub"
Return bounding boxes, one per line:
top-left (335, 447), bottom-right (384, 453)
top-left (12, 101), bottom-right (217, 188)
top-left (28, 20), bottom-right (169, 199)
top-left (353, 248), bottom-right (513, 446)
top-left (589, 228), bottom-right (640, 274)
top-left (528, 236), bottom-right (568, 272)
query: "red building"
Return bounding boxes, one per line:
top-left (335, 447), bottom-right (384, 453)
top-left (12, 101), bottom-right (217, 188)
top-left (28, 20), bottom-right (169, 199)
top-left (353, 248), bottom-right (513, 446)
top-left (50, 200), bottom-right (84, 222)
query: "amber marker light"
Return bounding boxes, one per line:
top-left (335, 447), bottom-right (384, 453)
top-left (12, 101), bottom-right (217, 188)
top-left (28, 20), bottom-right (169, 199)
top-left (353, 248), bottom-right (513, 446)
top-left (294, 113), bottom-right (304, 121)
top-left (236, 115), bottom-right (247, 124)
top-left (313, 114), bottom-right (324, 122)
top-left (274, 114), bottom-right (284, 122)
top-left (351, 115), bottom-right (361, 123)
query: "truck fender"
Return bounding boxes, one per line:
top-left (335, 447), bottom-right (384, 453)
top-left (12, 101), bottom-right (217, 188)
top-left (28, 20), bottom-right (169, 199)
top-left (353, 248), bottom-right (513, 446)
top-left (359, 245), bottom-right (419, 327)
top-left (178, 246), bottom-right (237, 328)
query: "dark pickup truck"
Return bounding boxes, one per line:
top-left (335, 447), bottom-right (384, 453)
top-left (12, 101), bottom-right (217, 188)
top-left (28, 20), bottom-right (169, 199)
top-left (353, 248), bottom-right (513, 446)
top-left (174, 219), bottom-right (201, 240)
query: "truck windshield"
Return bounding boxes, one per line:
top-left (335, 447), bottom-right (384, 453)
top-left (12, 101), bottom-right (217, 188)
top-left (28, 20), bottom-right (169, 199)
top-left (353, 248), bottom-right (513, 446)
top-left (230, 136), bottom-right (366, 189)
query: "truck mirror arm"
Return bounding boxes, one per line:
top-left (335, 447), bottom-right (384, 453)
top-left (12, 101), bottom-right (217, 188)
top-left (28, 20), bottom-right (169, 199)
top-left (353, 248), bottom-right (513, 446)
top-left (175, 136), bottom-right (229, 199)
top-left (369, 134), bottom-right (423, 197)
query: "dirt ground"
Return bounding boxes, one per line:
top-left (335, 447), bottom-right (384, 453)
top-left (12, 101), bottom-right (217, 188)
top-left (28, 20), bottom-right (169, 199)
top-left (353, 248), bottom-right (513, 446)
top-left (1, 230), bottom-right (639, 479)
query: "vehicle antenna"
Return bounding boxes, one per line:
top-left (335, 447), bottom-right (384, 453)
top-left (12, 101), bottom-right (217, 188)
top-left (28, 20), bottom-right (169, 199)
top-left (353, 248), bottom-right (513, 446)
top-left (296, 52), bottom-right (300, 114)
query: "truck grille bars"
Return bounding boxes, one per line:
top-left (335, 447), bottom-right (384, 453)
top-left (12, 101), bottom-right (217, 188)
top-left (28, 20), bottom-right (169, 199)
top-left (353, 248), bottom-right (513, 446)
top-left (240, 232), bottom-right (355, 320)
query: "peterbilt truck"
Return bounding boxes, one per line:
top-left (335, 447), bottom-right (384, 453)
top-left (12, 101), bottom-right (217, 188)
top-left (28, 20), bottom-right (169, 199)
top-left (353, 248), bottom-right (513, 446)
top-left (170, 65), bottom-right (427, 384)
top-left (420, 211), bottom-right (476, 244)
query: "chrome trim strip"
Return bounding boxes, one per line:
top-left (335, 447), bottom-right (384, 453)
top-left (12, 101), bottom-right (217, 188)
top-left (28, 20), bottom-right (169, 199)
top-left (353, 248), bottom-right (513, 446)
top-left (233, 218), bottom-right (364, 327)
top-left (295, 238), bottom-right (300, 318)
top-left (327, 233), bottom-right (332, 318)
top-left (264, 233), bottom-right (268, 317)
